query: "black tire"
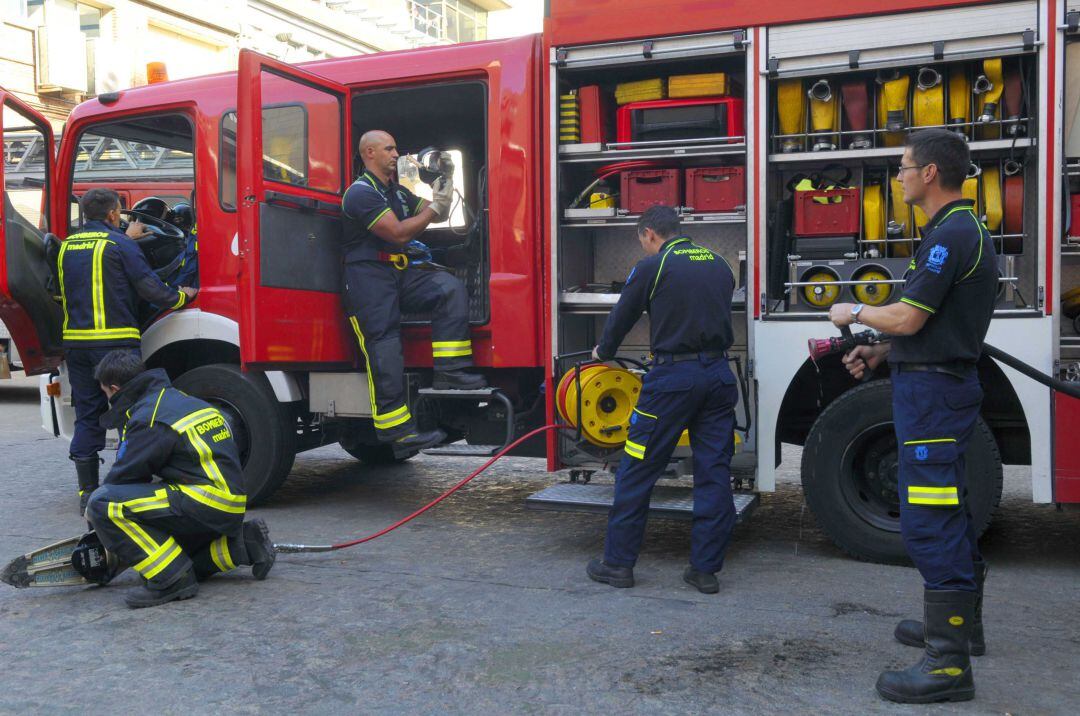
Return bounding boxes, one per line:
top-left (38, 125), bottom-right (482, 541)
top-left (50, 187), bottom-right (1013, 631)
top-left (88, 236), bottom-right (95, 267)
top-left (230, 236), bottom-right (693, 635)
top-left (801, 379), bottom-right (1003, 565)
top-left (339, 440), bottom-right (412, 465)
top-left (173, 364), bottom-right (296, 504)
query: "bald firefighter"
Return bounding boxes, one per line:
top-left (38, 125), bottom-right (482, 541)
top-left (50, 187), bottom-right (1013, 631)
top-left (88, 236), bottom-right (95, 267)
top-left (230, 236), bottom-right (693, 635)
top-left (85, 351), bottom-right (275, 608)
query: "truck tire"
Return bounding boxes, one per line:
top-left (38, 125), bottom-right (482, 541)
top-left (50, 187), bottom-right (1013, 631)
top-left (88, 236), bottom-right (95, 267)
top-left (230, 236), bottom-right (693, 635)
top-left (173, 364), bottom-right (296, 505)
top-left (800, 379), bottom-right (1003, 565)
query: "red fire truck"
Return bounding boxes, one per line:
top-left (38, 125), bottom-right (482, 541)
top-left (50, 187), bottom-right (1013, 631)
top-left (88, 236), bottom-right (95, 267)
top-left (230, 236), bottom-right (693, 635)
top-left (2, 0), bottom-right (1078, 563)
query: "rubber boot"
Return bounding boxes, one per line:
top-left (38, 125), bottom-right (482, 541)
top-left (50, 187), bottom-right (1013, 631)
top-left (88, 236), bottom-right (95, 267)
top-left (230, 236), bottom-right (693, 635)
top-left (895, 562), bottom-right (987, 655)
top-left (586, 557), bottom-right (634, 588)
top-left (392, 428), bottom-right (447, 458)
top-left (876, 589), bottom-right (976, 704)
top-left (124, 569), bottom-right (199, 609)
top-left (71, 455), bottom-right (101, 516)
top-left (432, 370), bottom-right (488, 390)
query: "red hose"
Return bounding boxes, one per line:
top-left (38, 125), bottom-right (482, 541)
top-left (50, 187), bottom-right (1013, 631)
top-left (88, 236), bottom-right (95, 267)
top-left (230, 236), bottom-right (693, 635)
top-left (274, 424), bottom-right (564, 553)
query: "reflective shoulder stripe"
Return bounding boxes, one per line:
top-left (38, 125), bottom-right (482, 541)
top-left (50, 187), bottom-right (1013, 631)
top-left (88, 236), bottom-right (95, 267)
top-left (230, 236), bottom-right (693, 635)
top-left (649, 238), bottom-right (692, 301)
top-left (170, 407), bottom-right (221, 433)
top-left (65, 232), bottom-right (111, 240)
top-left (62, 327), bottom-right (141, 341)
top-left (956, 210), bottom-right (988, 284)
top-left (149, 389), bottom-right (166, 425)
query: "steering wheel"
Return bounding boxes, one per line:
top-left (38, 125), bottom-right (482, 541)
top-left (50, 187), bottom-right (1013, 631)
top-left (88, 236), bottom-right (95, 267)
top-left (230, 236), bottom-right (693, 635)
top-left (119, 210), bottom-right (185, 242)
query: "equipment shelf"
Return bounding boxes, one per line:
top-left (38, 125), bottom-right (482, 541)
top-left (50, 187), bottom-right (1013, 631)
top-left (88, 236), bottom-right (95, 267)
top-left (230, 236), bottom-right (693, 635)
top-left (558, 139), bottom-right (747, 164)
top-left (560, 288), bottom-right (747, 314)
top-left (769, 137), bottom-right (1034, 165)
top-left (561, 211), bottom-right (746, 228)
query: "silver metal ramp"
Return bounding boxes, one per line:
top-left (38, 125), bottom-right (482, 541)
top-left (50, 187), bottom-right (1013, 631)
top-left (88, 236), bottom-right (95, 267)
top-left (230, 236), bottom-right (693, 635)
top-left (423, 443), bottom-right (502, 457)
top-left (525, 483), bottom-right (759, 522)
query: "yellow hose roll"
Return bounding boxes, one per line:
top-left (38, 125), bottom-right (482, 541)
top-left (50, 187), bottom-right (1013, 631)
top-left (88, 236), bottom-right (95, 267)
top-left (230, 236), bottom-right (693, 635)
top-left (982, 165), bottom-right (1002, 232)
top-left (803, 271), bottom-right (840, 308)
top-left (777, 79), bottom-right (806, 152)
top-left (882, 74), bottom-right (910, 130)
top-left (913, 205), bottom-right (929, 235)
top-left (978, 58), bottom-right (1004, 121)
top-left (852, 269), bottom-right (893, 306)
top-left (863, 183), bottom-right (885, 256)
top-left (913, 68), bottom-right (945, 128)
top-left (560, 365), bottom-right (642, 448)
top-left (948, 67), bottom-right (971, 133)
top-left (890, 177), bottom-right (912, 239)
top-left (808, 79), bottom-right (838, 149)
top-left (962, 177), bottom-right (979, 212)
top-left (877, 82), bottom-right (906, 147)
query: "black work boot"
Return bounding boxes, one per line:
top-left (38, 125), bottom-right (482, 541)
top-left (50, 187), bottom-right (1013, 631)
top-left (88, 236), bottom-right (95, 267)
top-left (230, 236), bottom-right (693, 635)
top-left (586, 557), bottom-right (634, 588)
top-left (243, 519), bottom-right (276, 580)
top-left (895, 562), bottom-right (987, 655)
top-left (683, 565), bottom-right (720, 594)
top-left (71, 455), bottom-right (101, 516)
top-left (392, 428), bottom-right (447, 458)
top-left (876, 589), bottom-right (977, 704)
top-left (433, 370), bottom-right (488, 390)
top-left (124, 569), bottom-right (199, 609)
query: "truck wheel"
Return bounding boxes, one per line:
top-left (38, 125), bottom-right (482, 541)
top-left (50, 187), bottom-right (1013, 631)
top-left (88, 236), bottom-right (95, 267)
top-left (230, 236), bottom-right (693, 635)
top-left (173, 364), bottom-right (296, 504)
top-left (800, 379), bottom-right (1003, 565)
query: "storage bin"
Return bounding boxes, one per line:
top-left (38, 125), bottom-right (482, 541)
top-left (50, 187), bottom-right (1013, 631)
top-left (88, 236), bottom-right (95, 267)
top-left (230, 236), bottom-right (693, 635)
top-left (616, 97), bottom-right (744, 145)
top-left (685, 166), bottom-right (745, 212)
top-left (793, 188), bottom-right (861, 237)
top-left (620, 169), bottom-right (682, 213)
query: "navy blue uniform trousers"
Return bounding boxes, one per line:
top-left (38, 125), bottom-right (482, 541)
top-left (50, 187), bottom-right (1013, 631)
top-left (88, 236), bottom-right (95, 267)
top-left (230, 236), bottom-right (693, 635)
top-left (67, 347), bottom-right (139, 459)
top-left (892, 366), bottom-right (983, 592)
top-left (604, 356), bottom-right (739, 573)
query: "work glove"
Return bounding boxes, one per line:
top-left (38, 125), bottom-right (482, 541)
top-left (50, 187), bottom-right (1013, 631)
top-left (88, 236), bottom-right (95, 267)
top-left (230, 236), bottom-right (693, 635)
top-left (429, 176), bottom-right (454, 222)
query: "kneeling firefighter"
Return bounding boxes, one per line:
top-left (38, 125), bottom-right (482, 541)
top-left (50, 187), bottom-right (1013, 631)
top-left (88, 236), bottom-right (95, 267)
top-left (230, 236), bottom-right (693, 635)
top-left (85, 351), bottom-right (275, 608)
top-left (340, 130), bottom-right (486, 457)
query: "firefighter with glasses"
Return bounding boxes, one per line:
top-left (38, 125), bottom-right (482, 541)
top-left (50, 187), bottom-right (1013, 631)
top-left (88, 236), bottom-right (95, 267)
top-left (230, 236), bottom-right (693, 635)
top-left (59, 188), bottom-right (197, 514)
top-left (339, 130), bottom-right (486, 457)
top-left (85, 351), bottom-right (275, 608)
top-left (829, 128), bottom-right (997, 704)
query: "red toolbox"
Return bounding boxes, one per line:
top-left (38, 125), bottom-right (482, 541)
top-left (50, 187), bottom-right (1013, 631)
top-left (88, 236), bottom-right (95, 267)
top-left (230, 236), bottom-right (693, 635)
top-left (685, 166), bottom-right (745, 212)
top-left (621, 169), bottom-right (682, 213)
top-left (793, 188), bottom-right (861, 237)
top-left (578, 85), bottom-right (609, 144)
top-left (616, 97), bottom-right (744, 146)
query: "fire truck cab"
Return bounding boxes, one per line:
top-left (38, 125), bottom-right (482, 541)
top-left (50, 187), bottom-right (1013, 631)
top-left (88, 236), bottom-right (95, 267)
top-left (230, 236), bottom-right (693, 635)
top-left (2, 1), bottom-right (1079, 564)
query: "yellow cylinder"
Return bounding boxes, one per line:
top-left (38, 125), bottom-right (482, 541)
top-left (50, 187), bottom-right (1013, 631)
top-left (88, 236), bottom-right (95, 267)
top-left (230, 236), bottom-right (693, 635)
top-left (803, 270), bottom-right (840, 308)
top-left (948, 67), bottom-right (971, 136)
top-left (852, 268), bottom-right (893, 306)
top-left (777, 79), bottom-right (806, 153)
top-left (862, 183), bottom-right (885, 257)
top-left (981, 165), bottom-right (1002, 232)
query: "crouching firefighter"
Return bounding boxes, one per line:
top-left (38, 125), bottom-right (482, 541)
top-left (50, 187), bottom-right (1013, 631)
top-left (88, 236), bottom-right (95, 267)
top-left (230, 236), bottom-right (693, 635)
top-left (85, 350), bottom-right (275, 608)
top-left (340, 130), bottom-right (486, 457)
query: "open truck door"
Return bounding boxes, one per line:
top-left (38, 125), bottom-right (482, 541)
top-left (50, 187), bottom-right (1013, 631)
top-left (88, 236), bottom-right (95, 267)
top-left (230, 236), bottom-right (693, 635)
top-left (236, 50), bottom-right (352, 368)
top-left (0, 90), bottom-right (63, 376)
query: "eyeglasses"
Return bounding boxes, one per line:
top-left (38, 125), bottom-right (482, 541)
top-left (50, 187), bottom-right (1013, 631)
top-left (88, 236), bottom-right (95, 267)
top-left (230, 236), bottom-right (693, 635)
top-left (896, 164), bottom-right (928, 177)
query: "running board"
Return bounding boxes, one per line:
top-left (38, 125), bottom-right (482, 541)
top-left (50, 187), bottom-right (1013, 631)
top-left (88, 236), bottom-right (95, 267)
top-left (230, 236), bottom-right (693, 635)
top-left (525, 483), bottom-right (759, 522)
top-left (423, 443), bottom-right (502, 457)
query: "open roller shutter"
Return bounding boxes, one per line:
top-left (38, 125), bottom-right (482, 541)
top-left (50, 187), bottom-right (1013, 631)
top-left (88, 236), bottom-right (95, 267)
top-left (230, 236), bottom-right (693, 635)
top-left (765, 1), bottom-right (1038, 78)
top-left (553, 30), bottom-right (748, 69)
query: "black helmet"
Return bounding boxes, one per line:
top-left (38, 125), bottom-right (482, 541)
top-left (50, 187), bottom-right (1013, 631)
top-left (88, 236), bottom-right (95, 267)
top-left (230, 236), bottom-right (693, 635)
top-left (168, 202), bottom-right (194, 232)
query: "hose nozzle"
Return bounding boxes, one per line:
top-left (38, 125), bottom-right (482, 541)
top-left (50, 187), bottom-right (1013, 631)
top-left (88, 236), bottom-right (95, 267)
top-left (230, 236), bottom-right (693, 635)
top-left (916, 67), bottom-right (942, 91)
top-left (973, 74), bottom-right (993, 95)
top-left (808, 79), bottom-right (832, 103)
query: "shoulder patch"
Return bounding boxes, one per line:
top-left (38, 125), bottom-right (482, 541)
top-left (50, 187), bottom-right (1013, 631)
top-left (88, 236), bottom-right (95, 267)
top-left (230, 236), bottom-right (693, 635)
top-left (926, 244), bottom-right (949, 274)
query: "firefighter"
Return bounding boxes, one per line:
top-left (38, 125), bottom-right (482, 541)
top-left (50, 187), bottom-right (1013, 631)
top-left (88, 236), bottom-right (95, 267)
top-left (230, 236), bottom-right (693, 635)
top-left (586, 205), bottom-right (739, 594)
top-left (85, 350), bottom-right (275, 608)
top-left (340, 130), bottom-right (486, 457)
top-left (60, 188), bottom-right (197, 515)
top-left (828, 128), bottom-right (997, 704)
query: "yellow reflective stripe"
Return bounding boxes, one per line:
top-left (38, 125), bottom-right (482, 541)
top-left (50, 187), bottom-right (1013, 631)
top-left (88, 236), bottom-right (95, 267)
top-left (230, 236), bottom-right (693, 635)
top-left (366, 207), bottom-right (391, 229)
top-left (929, 667), bottom-right (965, 676)
top-left (62, 327), bottom-right (141, 340)
top-left (170, 407), bottom-right (221, 433)
top-left (210, 535), bottom-right (236, 572)
top-left (433, 348), bottom-right (472, 358)
top-left (57, 242), bottom-right (70, 332)
top-left (908, 485), bottom-right (959, 506)
top-left (650, 238), bottom-right (692, 301)
top-left (124, 488), bottom-right (170, 514)
top-left (633, 407), bottom-right (657, 420)
top-left (374, 407), bottom-right (412, 430)
top-left (136, 538), bottom-right (184, 579)
top-left (625, 439), bottom-right (646, 459)
top-left (108, 501), bottom-right (159, 557)
top-left (178, 484), bottom-right (246, 514)
top-left (66, 232), bottom-right (110, 240)
top-left (957, 211), bottom-right (986, 283)
top-left (170, 291), bottom-right (187, 310)
top-left (149, 389), bottom-right (166, 425)
top-left (350, 316), bottom-right (380, 420)
top-left (903, 438), bottom-right (957, 445)
top-left (900, 297), bottom-right (936, 314)
top-left (91, 239), bottom-right (108, 330)
top-left (432, 340), bottom-right (471, 349)
top-left (185, 428), bottom-right (228, 492)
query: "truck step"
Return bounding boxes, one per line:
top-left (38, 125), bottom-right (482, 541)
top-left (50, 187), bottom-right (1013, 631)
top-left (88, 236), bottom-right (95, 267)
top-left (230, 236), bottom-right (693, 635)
top-left (423, 443), bottom-right (502, 457)
top-left (525, 482), bottom-right (759, 522)
top-left (418, 387), bottom-right (501, 399)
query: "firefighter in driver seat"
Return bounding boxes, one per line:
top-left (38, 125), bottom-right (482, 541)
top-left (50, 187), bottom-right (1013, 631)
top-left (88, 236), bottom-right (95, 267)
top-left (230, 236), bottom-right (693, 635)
top-left (85, 350), bottom-right (275, 608)
top-left (340, 130), bottom-right (486, 457)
